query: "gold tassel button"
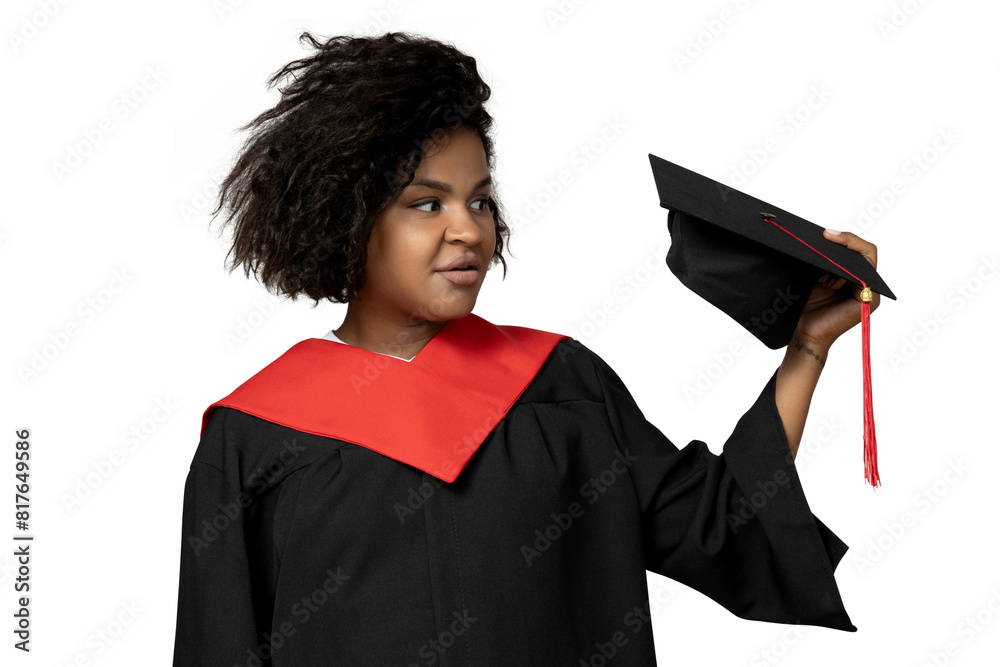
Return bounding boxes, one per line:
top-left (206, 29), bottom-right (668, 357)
top-left (860, 287), bottom-right (873, 302)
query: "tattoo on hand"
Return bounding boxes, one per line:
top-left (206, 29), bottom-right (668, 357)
top-left (792, 339), bottom-right (825, 366)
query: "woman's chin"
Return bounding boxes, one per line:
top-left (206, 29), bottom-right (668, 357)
top-left (415, 292), bottom-right (478, 321)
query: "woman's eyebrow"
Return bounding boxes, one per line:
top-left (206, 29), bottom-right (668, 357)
top-left (408, 175), bottom-right (492, 193)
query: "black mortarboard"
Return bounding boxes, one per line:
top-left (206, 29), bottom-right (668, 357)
top-left (648, 153), bottom-right (896, 488)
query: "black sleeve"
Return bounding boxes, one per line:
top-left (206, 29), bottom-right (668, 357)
top-left (591, 350), bottom-right (857, 632)
top-left (172, 460), bottom-right (267, 665)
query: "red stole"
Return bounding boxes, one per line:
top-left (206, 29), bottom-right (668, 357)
top-left (201, 314), bottom-right (570, 482)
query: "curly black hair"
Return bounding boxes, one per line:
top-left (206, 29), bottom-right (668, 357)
top-left (212, 31), bottom-right (511, 305)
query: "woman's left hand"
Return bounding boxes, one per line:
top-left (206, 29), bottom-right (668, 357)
top-left (793, 229), bottom-right (881, 350)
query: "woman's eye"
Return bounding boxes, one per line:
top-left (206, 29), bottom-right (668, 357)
top-left (411, 200), bottom-right (438, 212)
top-left (411, 197), bottom-right (491, 213)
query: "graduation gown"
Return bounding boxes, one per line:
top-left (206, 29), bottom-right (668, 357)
top-left (171, 313), bottom-right (855, 666)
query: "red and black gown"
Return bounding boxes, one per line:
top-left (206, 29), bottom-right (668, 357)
top-left (171, 312), bottom-right (854, 666)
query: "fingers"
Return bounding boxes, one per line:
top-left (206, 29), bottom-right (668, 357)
top-left (824, 228), bottom-right (877, 269)
top-left (818, 272), bottom-right (847, 290)
top-left (820, 230), bottom-right (883, 305)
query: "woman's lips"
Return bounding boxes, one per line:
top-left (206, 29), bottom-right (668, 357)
top-left (437, 268), bottom-right (479, 286)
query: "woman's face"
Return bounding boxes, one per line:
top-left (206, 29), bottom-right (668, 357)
top-left (358, 126), bottom-right (497, 324)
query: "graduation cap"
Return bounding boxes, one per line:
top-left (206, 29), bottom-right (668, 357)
top-left (648, 153), bottom-right (896, 488)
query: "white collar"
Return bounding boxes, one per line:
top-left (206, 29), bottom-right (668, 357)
top-left (320, 330), bottom-right (414, 362)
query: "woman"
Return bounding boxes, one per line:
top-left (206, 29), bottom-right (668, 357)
top-left (172, 31), bottom-right (875, 665)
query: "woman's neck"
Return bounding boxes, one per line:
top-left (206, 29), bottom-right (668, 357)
top-left (335, 304), bottom-right (447, 361)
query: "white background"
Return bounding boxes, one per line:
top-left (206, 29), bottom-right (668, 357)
top-left (3, 0), bottom-right (998, 665)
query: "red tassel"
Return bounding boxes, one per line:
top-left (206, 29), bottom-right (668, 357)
top-left (860, 290), bottom-right (880, 488)
top-left (760, 215), bottom-right (882, 488)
